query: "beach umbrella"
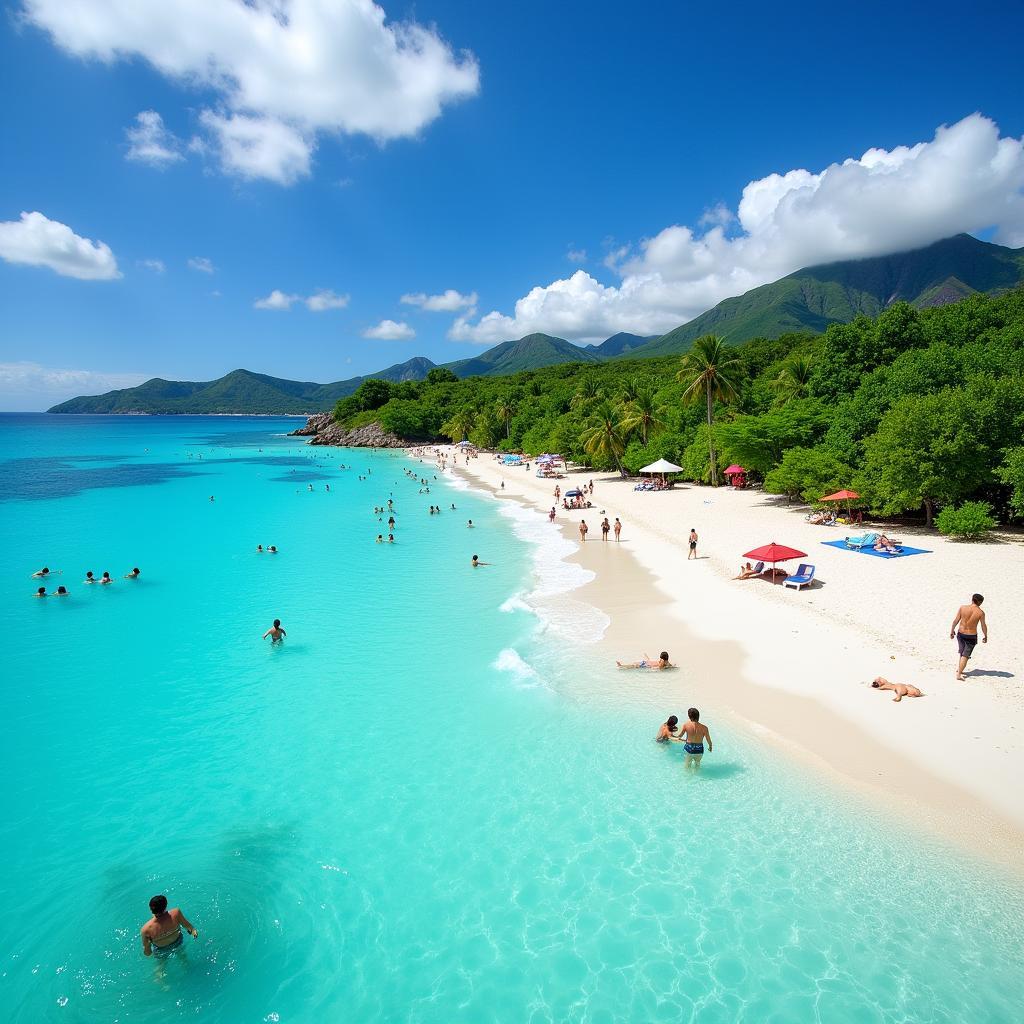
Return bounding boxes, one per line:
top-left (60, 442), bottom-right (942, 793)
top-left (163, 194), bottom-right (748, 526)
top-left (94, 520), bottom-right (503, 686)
top-left (639, 458), bottom-right (683, 484)
top-left (724, 464), bottom-right (745, 475)
top-left (820, 488), bottom-right (861, 518)
top-left (565, 488), bottom-right (582, 497)
top-left (742, 541), bottom-right (807, 584)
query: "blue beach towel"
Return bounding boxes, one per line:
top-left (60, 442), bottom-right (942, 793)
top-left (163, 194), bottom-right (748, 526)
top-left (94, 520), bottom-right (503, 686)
top-left (821, 540), bottom-right (931, 559)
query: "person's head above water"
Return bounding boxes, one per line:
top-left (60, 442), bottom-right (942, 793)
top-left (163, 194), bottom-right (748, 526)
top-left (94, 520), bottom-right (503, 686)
top-left (149, 894), bottom-right (168, 915)
top-left (660, 652), bottom-right (669, 662)
top-left (666, 715), bottom-right (678, 730)
top-left (688, 707), bottom-right (700, 721)
top-left (36, 586), bottom-right (46, 595)
top-left (972, 593), bottom-right (984, 605)
top-left (273, 618), bottom-right (281, 628)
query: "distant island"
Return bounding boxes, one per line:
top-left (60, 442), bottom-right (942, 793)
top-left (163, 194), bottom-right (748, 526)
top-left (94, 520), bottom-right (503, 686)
top-left (49, 234), bottom-right (1024, 415)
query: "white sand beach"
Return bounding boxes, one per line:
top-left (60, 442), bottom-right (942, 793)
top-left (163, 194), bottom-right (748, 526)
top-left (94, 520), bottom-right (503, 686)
top-left (425, 447), bottom-right (1024, 868)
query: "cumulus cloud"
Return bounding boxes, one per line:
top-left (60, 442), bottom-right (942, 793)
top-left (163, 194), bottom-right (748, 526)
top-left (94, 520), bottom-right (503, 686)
top-left (400, 288), bottom-right (477, 312)
top-left (254, 289), bottom-right (300, 311)
top-left (306, 289), bottom-right (349, 312)
top-left (138, 258), bottom-right (165, 273)
top-left (451, 114), bottom-right (1024, 344)
top-left (187, 256), bottom-right (215, 274)
top-left (0, 361), bottom-right (148, 410)
top-left (362, 319), bottom-right (415, 340)
top-left (23, 0), bottom-right (480, 184)
top-left (125, 110), bottom-right (183, 166)
top-left (254, 288), bottom-right (349, 311)
top-left (0, 211), bottom-right (120, 280)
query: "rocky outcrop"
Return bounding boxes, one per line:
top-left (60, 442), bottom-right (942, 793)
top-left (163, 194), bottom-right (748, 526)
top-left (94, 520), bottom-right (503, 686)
top-left (289, 414), bottom-right (406, 448)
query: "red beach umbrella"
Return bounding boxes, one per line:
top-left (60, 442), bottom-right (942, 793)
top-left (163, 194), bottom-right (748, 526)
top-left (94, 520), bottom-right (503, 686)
top-left (724, 464), bottom-right (745, 475)
top-left (820, 489), bottom-right (860, 502)
top-left (742, 542), bottom-right (807, 584)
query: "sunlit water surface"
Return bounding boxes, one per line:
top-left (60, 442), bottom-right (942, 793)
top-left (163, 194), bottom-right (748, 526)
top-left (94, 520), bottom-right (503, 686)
top-left (1, 414), bottom-right (1021, 1023)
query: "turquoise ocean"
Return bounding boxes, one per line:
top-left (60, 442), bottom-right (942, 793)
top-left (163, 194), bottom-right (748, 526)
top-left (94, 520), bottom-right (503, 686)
top-left (1, 413), bottom-right (1022, 1023)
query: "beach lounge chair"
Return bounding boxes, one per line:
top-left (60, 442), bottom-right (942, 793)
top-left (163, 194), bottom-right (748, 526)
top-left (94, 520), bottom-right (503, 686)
top-left (844, 533), bottom-right (877, 550)
top-left (783, 564), bottom-right (815, 589)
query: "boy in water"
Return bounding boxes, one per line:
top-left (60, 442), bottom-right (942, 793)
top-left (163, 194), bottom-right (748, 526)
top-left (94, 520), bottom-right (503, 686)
top-left (263, 619), bottom-right (286, 642)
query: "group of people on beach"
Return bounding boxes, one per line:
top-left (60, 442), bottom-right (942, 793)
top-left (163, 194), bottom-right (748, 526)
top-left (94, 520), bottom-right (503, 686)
top-left (32, 565), bottom-right (140, 596)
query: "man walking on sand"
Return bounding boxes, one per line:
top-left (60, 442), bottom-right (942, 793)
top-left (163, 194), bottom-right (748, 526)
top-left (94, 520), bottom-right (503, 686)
top-left (950, 593), bottom-right (988, 680)
top-left (688, 528), bottom-right (698, 560)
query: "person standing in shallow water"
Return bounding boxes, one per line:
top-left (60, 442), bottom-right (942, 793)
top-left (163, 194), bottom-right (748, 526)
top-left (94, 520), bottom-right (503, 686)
top-left (141, 894), bottom-right (197, 957)
top-left (263, 619), bottom-right (286, 643)
top-left (579, 520), bottom-right (589, 542)
top-left (679, 707), bottom-right (712, 768)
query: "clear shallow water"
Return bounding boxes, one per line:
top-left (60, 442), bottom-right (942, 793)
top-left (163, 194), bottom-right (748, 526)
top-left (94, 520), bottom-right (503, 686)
top-left (1, 414), bottom-right (1022, 1023)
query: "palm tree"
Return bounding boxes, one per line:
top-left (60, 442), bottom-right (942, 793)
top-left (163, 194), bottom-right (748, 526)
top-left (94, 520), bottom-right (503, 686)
top-left (494, 396), bottom-right (516, 439)
top-left (619, 387), bottom-right (668, 446)
top-left (441, 408), bottom-right (476, 443)
top-left (773, 352), bottom-right (814, 404)
top-left (581, 399), bottom-right (628, 477)
top-left (618, 374), bottom-right (645, 405)
top-left (676, 334), bottom-right (743, 486)
top-left (570, 377), bottom-right (603, 411)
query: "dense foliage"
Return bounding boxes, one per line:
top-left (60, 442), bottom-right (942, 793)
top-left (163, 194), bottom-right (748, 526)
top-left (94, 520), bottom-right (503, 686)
top-left (335, 288), bottom-right (1024, 526)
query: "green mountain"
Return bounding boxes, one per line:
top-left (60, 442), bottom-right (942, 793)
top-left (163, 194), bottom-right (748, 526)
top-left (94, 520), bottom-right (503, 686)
top-left (444, 332), bottom-right (603, 377)
top-left (629, 234), bottom-right (1024, 358)
top-left (49, 357), bottom-right (438, 415)
top-left (588, 332), bottom-right (657, 357)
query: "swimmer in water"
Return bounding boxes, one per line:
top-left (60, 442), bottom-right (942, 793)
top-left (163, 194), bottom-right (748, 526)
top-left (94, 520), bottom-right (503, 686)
top-left (617, 652), bottom-right (673, 670)
top-left (471, 555), bottom-right (490, 567)
top-left (376, 534), bottom-right (383, 543)
top-left (100, 572), bottom-right (113, 584)
top-left (55, 585), bottom-right (69, 596)
top-left (31, 567), bottom-right (51, 578)
top-left (656, 715), bottom-right (680, 742)
top-left (388, 534), bottom-right (395, 543)
top-left (268, 546), bottom-right (278, 553)
top-left (263, 619), bottom-right (287, 642)
top-left (34, 586), bottom-right (47, 597)
top-left (141, 895), bottom-right (197, 957)
top-left (467, 519), bottom-right (474, 528)
top-left (257, 544), bottom-right (264, 553)
top-left (84, 571), bottom-right (96, 584)
top-left (125, 567), bottom-right (141, 579)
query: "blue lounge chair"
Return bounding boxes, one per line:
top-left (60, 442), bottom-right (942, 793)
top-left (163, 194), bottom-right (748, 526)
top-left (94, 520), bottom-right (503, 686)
top-left (783, 563), bottom-right (815, 589)
top-left (844, 533), bottom-right (877, 550)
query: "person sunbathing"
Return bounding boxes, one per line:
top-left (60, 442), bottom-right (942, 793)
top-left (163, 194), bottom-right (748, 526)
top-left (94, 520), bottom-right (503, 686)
top-left (874, 534), bottom-right (899, 553)
top-left (617, 651), bottom-right (673, 670)
top-left (871, 677), bottom-right (923, 701)
top-left (733, 562), bottom-right (760, 580)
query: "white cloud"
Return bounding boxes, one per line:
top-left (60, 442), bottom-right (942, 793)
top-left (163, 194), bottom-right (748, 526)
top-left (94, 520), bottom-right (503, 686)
top-left (566, 248), bottom-right (587, 263)
top-left (306, 289), bottom-right (349, 312)
top-left (451, 114), bottom-right (1024, 343)
top-left (363, 319), bottom-right (415, 340)
top-left (125, 110), bottom-right (183, 166)
top-left (0, 361), bottom-right (148, 410)
top-left (24, 0), bottom-right (480, 185)
top-left (0, 210), bottom-right (120, 280)
top-left (138, 258), bottom-right (165, 273)
top-left (400, 288), bottom-right (477, 312)
top-left (187, 256), bottom-right (215, 274)
top-left (199, 110), bottom-right (313, 185)
top-left (254, 289), bottom-right (300, 311)
top-left (254, 288), bottom-right (350, 311)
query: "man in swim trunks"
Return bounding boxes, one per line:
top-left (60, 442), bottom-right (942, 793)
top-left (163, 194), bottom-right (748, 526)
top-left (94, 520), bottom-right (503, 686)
top-left (950, 593), bottom-right (988, 680)
top-left (871, 677), bottom-right (924, 702)
top-left (141, 894), bottom-right (197, 957)
top-left (688, 528), bottom-right (698, 560)
top-left (678, 707), bottom-right (711, 767)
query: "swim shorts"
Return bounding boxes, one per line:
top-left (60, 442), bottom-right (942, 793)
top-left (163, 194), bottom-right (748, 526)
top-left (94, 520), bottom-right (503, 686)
top-left (957, 632), bottom-right (978, 658)
top-left (683, 742), bottom-right (704, 755)
top-left (152, 933), bottom-right (183, 957)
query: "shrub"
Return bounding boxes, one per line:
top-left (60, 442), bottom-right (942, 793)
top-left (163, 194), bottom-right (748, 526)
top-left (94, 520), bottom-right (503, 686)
top-left (935, 501), bottom-right (996, 538)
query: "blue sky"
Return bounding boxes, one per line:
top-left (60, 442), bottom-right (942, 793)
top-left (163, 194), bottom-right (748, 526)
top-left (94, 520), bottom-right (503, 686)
top-left (2, 0), bottom-right (1024, 409)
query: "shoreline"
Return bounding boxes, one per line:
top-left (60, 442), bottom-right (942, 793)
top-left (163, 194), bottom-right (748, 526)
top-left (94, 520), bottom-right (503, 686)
top-left (429, 447), bottom-right (1024, 873)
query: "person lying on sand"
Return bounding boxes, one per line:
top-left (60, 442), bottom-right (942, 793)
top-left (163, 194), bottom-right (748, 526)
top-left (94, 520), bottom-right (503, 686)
top-left (617, 651), bottom-right (673, 670)
top-left (871, 677), bottom-right (923, 701)
top-left (733, 562), bottom-right (761, 580)
top-left (873, 534), bottom-right (899, 553)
